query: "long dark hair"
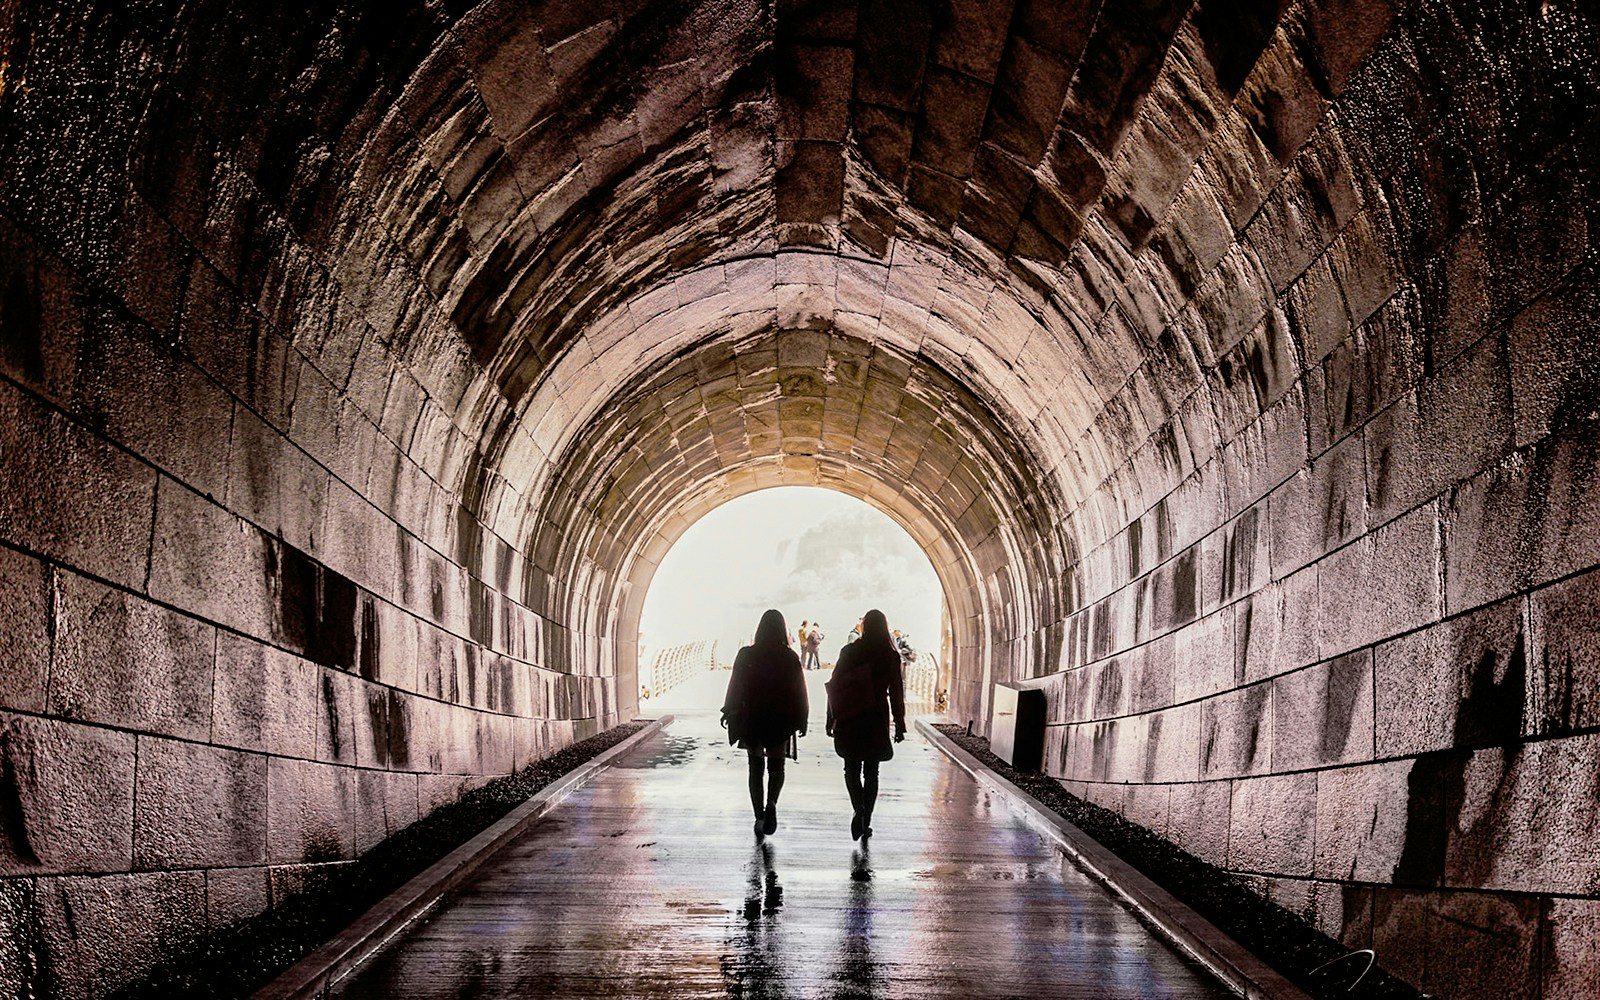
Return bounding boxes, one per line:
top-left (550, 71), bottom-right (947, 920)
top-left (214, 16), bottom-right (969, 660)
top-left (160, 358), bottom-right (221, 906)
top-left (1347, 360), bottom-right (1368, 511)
top-left (857, 609), bottom-right (896, 658)
top-left (753, 609), bottom-right (789, 648)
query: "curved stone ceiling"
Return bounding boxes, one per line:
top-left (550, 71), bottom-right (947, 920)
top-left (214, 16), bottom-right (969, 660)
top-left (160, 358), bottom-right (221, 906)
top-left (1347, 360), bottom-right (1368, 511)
top-left (306, 0), bottom-right (1419, 722)
top-left (5, 2), bottom-right (1600, 995)
top-left (530, 321), bottom-right (1078, 713)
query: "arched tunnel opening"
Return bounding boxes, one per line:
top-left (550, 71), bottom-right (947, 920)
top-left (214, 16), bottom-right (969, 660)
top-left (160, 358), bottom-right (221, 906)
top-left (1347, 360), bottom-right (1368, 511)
top-left (634, 485), bottom-right (947, 706)
top-left (1, 1), bottom-right (1598, 998)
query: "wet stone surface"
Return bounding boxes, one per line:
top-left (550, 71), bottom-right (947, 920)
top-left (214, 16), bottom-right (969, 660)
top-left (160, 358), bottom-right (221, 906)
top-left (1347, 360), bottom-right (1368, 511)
top-left (109, 721), bottom-right (650, 1000)
top-left (935, 726), bottom-right (1427, 1000)
top-left (328, 673), bottom-right (1231, 999)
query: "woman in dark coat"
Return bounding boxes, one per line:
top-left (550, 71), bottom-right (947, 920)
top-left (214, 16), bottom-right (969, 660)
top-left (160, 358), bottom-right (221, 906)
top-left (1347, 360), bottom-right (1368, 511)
top-left (825, 609), bottom-right (906, 840)
top-left (722, 609), bottom-right (809, 838)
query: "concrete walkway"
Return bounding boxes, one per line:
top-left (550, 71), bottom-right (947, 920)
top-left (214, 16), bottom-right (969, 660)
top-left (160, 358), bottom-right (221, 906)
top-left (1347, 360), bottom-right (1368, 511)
top-left (329, 671), bottom-right (1231, 999)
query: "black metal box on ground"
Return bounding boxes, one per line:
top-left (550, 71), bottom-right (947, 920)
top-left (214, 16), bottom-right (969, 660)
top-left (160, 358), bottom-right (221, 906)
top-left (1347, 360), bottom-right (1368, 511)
top-left (990, 683), bottom-right (1046, 772)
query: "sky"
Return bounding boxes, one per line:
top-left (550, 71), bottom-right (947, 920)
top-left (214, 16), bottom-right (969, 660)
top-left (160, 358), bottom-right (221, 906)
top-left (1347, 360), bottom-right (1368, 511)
top-left (638, 487), bottom-right (943, 666)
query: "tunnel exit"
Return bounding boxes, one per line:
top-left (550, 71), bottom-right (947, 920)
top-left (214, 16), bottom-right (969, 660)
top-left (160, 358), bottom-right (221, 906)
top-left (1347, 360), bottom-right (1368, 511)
top-left (636, 487), bottom-right (947, 710)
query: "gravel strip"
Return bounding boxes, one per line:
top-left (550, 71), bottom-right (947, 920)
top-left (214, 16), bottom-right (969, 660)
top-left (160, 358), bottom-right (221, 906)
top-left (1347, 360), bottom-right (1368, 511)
top-left (113, 721), bottom-right (652, 1000)
top-left (934, 725), bottom-right (1426, 1000)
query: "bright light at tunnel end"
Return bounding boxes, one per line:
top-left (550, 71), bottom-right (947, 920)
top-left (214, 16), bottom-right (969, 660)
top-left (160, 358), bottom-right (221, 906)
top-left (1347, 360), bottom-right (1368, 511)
top-left (638, 487), bottom-right (944, 669)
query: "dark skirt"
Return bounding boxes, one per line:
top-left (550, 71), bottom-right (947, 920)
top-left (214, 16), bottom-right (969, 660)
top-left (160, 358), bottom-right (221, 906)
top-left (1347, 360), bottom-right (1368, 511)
top-left (831, 706), bottom-right (893, 762)
top-left (739, 719), bottom-right (800, 752)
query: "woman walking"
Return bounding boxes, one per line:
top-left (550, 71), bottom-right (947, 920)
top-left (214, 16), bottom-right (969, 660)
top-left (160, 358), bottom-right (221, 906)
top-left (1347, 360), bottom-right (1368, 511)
top-left (722, 609), bottom-right (809, 838)
top-left (825, 609), bottom-right (906, 840)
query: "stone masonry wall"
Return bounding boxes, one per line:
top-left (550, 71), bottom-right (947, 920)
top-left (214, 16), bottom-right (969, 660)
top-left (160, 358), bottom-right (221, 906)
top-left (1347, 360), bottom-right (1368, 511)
top-left (2, 1), bottom-right (1599, 999)
top-left (0, 6), bottom-right (616, 997)
top-left (1030, 5), bottom-right (1600, 998)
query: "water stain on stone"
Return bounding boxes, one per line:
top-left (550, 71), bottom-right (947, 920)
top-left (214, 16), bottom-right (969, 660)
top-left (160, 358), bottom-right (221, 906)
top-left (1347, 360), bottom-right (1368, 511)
top-left (1541, 641), bottom-right (1578, 734)
top-left (455, 503), bottom-right (481, 572)
top-left (495, 540), bottom-right (514, 592)
top-left (1153, 498), bottom-right (1173, 562)
top-left (1235, 601), bottom-right (1255, 681)
top-left (1127, 517), bottom-right (1144, 577)
top-left (468, 581), bottom-right (492, 646)
top-left (1133, 576), bottom-right (1150, 638)
top-left (1091, 603), bottom-right (1113, 661)
top-left (1093, 664), bottom-right (1123, 716)
top-left (1246, 333), bottom-right (1274, 405)
top-left (1318, 653), bottom-right (1366, 763)
top-left (366, 687), bottom-right (389, 768)
top-left (1323, 470), bottom-right (1351, 542)
top-left (321, 673), bottom-right (342, 759)
top-left (1372, 442), bottom-right (1394, 506)
top-left (387, 689), bottom-right (410, 770)
top-left (1172, 547), bottom-right (1199, 625)
top-left (0, 734), bottom-right (40, 865)
top-left (358, 597), bottom-right (379, 681)
top-left (1, 260), bottom-right (47, 385)
top-left (2, 878), bottom-right (50, 998)
top-left (1143, 713), bottom-right (1163, 781)
top-left (269, 541), bottom-right (318, 655)
top-left (312, 569), bottom-right (359, 670)
top-left (1090, 721), bottom-right (1115, 780)
top-left (1222, 508), bottom-right (1259, 599)
top-left (302, 831), bottom-right (342, 864)
top-left (1243, 685), bottom-right (1269, 766)
top-left (396, 528), bottom-right (414, 600)
top-left (1200, 711), bottom-right (1219, 774)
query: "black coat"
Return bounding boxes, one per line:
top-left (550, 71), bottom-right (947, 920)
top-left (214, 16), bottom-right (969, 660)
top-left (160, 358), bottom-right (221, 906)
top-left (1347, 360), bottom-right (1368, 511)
top-left (825, 640), bottom-right (906, 762)
top-left (722, 643), bottom-right (808, 749)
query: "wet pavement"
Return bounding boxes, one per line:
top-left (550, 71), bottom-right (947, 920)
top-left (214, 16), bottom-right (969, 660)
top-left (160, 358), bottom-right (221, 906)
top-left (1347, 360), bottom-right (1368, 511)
top-left (330, 671), bottom-right (1233, 999)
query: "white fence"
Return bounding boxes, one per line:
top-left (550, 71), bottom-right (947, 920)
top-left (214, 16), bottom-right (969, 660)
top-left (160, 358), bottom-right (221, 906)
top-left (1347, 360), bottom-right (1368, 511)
top-left (640, 640), bottom-right (717, 701)
top-left (904, 649), bottom-right (941, 714)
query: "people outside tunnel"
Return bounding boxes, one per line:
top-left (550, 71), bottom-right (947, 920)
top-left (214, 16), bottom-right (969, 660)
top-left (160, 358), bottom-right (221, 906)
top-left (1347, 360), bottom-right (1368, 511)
top-left (802, 619), bottom-right (823, 669)
top-left (892, 629), bottom-right (916, 663)
top-left (722, 609), bottom-right (809, 839)
top-left (796, 619), bottom-right (809, 649)
top-left (825, 609), bottom-right (907, 841)
top-left (848, 617), bottom-right (862, 644)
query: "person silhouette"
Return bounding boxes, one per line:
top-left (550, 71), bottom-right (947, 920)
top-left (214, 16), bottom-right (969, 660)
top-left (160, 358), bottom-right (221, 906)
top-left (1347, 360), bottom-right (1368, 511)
top-left (824, 609), bottom-right (906, 840)
top-left (802, 619), bottom-right (823, 669)
top-left (722, 609), bottom-right (809, 838)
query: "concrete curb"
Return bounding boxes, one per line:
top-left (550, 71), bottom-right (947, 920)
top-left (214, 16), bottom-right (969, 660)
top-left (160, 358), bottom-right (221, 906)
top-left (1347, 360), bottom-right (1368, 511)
top-left (254, 716), bottom-right (675, 1000)
top-left (916, 719), bottom-right (1313, 1000)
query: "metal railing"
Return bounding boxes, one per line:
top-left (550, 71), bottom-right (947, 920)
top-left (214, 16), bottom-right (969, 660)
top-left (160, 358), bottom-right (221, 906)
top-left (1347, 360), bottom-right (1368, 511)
top-left (904, 649), bottom-right (940, 714)
top-left (640, 640), bottom-right (717, 701)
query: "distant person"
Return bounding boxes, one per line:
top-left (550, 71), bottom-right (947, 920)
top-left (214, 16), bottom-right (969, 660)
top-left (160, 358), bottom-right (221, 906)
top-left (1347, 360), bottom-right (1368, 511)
top-left (797, 620), bottom-right (809, 649)
top-left (848, 618), bottom-right (862, 644)
top-left (825, 609), bottom-right (906, 840)
top-left (893, 629), bottom-right (916, 663)
top-left (803, 620), bottom-right (823, 669)
top-left (722, 609), bottom-right (809, 839)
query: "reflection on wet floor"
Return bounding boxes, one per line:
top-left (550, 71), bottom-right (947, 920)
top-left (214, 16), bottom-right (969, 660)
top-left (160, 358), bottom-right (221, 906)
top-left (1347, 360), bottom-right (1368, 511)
top-left (329, 671), bottom-right (1232, 999)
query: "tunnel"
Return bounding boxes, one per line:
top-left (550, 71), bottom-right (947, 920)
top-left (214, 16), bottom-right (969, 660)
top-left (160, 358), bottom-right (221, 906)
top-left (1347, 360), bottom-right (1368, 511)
top-left (1, 1), bottom-right (1598, 997)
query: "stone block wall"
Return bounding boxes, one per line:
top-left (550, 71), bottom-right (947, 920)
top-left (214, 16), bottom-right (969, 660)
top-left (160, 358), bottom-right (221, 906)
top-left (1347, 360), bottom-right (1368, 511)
top-left (1033, 5), bottom-right (1600, 997)
top-left (0, 6), bottom-right (618, 997)
top-left (1, 0), bottom-right (1598, 997)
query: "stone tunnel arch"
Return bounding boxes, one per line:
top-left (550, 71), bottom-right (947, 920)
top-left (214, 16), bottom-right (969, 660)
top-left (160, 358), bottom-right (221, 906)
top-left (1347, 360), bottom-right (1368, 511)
top-left (1, 2), bottom-right (1598, 999)
top-left (510, 318), bottom-right (1082, 731)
